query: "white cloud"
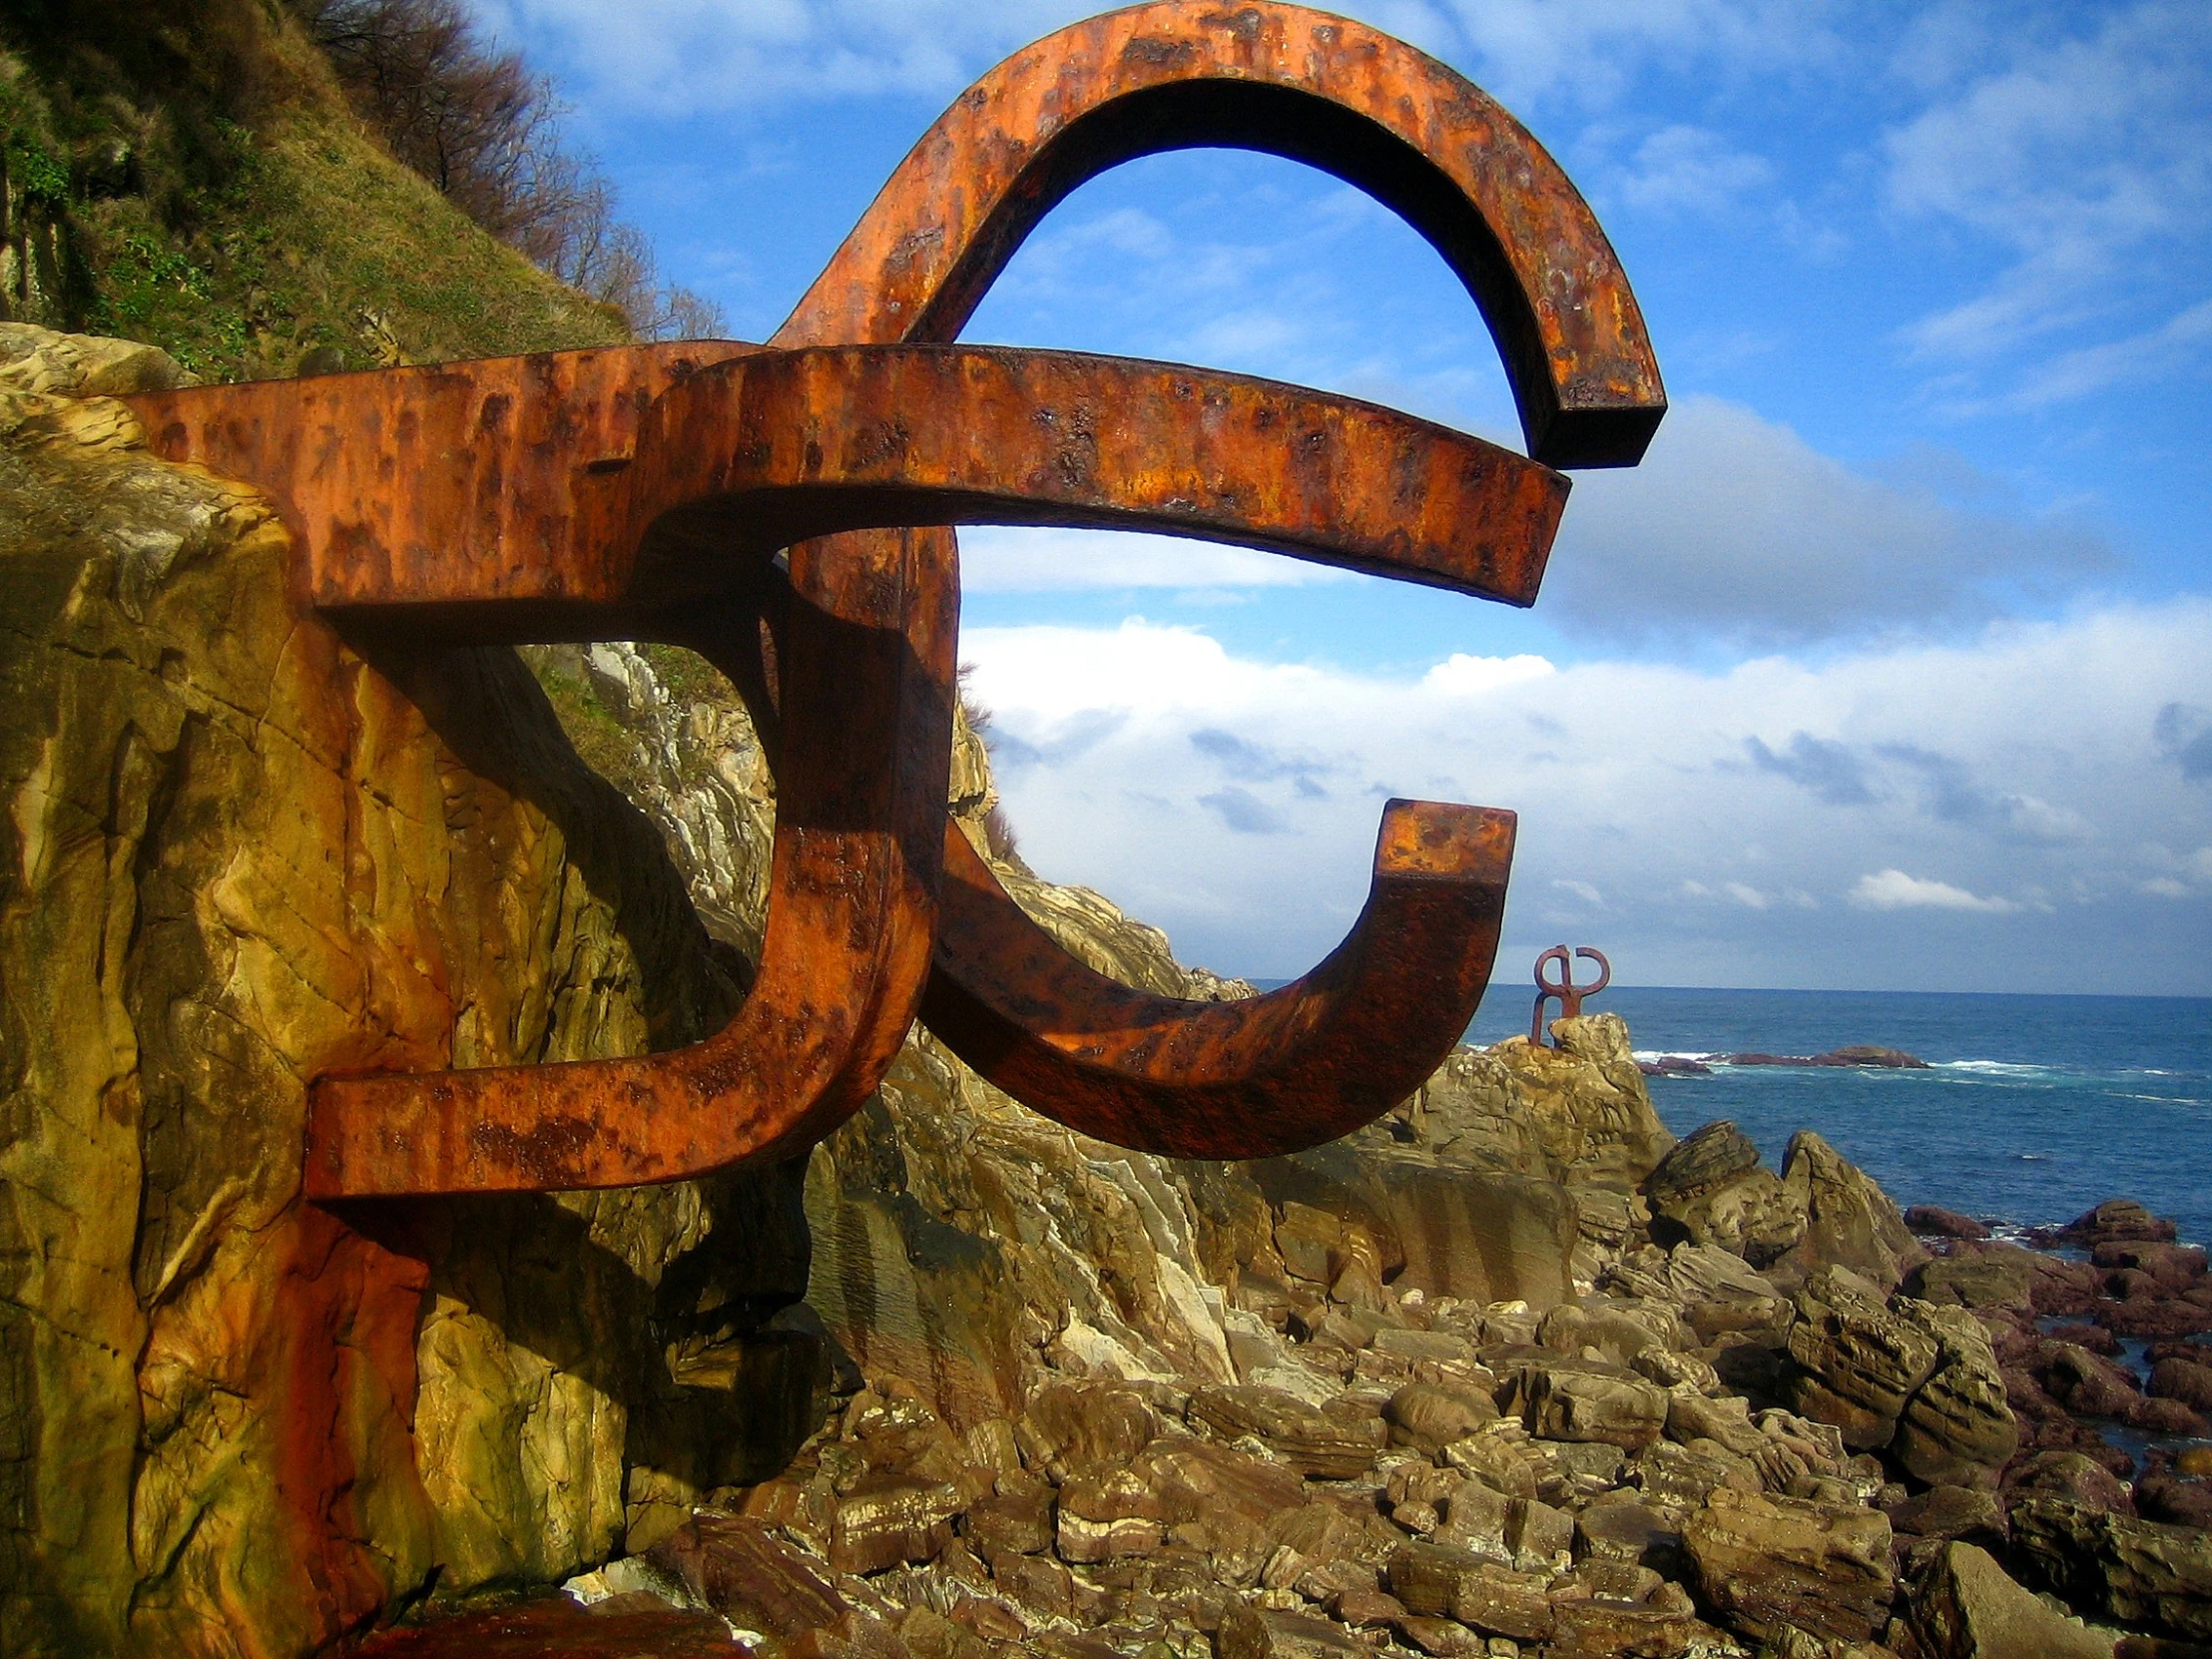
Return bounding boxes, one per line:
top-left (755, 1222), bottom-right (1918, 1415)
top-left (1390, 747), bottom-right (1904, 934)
top-left (1612, 125), bottom-right (1775, 218)
top-left (1849, 869), bottom-right (2016, 913)
top-left (2007, 297), bottom-right (2212, 408)
top-left (1883, 1), bottom-right (2212, 362)
top-left (961, 599), bottom-right (2212, 990)
top-left (1544, 396), bottom-right (2111, 646)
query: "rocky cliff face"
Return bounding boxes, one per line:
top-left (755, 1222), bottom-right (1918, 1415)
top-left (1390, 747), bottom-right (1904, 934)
top-left (11, 327), bottom-right (2194, 1659)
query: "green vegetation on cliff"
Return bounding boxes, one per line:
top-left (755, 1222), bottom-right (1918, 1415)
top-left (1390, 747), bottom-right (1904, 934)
top-left (0, 0), bottom-right (630, 378)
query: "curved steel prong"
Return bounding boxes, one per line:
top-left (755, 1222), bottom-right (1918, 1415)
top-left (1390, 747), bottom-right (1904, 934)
top-left (128, 342), bottom-right (1561, 1192)
top-left (772, 2), bottom-right (1664, 1145)
top-left (781, 1), bottom-right (1665, 465)
top-left (919, 804), bottom-right (1513, 1159)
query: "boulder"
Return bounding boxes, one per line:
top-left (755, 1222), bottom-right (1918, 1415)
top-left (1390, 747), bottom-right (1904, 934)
top-left (1383, 1382), bottom-right (1498, 1452)
top-left (1908, 1540), bottom-right (2113, 1659)
top-left (1784, 1268), bottom-right (1941, 1449)
top-left (1911, 1247), bottom-right (2040, 1314)
top-left (2059, 1200), bottom-right (2178, 1247)
top-left (1216, 1606), bottom-right (1370, 1659)
top-left (828, 1473), bottom-right (965, 1574)
top-left (1487, 1013), bottom-right (1678, 1187)
top-left (1772, 1130), bottom-right (1927, 1291)
top-left (2011, 1498), bottom-right (2212, 1640)
top-left (1886, 1486), bottom-right (2007, 1548)
top-left (1681, 1487), bottom-right (1895, 1645)
top-left (1641, 1121), bottom-right (1806, 1265)
top-left (645, 1511), bottom-right (849, 1643)
top-left (1384, 1542), bottom-right (1555, 1642)
top-left (1907, 1207), bottom-right (1993, 1241)
top-left (1497, 1357), bottom-right (1670, 1449)
top-left (1892, 1303), bottom-right (2018, 1487)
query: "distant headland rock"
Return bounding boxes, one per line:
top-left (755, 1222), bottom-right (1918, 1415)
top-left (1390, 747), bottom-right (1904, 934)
top-left (1726, 1045), bottom-right (1932, 1070)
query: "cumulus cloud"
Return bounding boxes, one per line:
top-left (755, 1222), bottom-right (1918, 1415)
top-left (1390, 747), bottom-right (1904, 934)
top-left (1849, 869), bottom-right (2016, 913)
top-left (959, 599), bottom-right (2212, 989)
top-left (1543, 396), bottom-right (2112, 646)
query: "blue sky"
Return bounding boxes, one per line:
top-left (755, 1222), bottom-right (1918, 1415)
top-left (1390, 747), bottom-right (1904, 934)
top-left (470, 0), bottom-right (2211, 993)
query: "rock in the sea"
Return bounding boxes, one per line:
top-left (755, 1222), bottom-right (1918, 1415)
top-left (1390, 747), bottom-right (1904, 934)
top-left (1906, 1540), bottom-right (2112, 1659)
top-left (1724, 1046), bottom-right (1930, 1068)
top-left (2058, 1200), bottom-right (2180, 1247)
top-left (1681, 1486), bottom-right (1895, 1645)
top-left (1906, 1205), bottom-right (1992, 1241)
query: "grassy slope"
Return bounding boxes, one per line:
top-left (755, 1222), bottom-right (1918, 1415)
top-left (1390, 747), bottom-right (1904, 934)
top-left (0, 0), bottom-right (627, 379)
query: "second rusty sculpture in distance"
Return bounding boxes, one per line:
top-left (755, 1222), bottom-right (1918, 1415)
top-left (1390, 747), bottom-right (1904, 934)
top-left (124, 2), bottom-right (1665, 1197)
top-left (1531, 945), bottom-right (1614, 1046)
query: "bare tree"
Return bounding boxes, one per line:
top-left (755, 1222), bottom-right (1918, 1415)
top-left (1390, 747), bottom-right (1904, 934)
top-left (295, 0), bottom-right (726, 337)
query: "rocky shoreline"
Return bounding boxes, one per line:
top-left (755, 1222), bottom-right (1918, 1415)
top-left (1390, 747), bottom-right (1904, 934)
top-left (364, 1080), bottom-right (2211, 1659)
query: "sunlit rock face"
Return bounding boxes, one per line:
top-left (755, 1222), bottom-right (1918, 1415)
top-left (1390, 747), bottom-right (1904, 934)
top-left (0, 328), bottom-right (800, 1656)
top-left (0, 326), bottom-right (1689, 1655)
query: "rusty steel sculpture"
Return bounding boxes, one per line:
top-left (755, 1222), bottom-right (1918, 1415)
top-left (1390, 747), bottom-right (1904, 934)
top-left (122, 3), bottom-right (1663, 1199)
top-left (1530, 945), bottom-right (1614, 1046)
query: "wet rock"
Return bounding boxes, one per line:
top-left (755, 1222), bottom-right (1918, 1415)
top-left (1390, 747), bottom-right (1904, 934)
top-left (1642, 1121), bottom-right (1807, 1266)
top-left (2138, 1455), bottom-right (2212, 1530)
top-left (2011, 1498), bottom-right (2212, 1640)
top-left (1681, 1487), bottom-right (1895, 1645)
top-left (1907, 1207), bottom-right (1992, 1242)
top-left (1907, 1540), bottom-right (2112, 1659)
top-left (2093, 1242), bottom-right (2208, 1293)
top-left (2008, 1449), bottom-right (2136, 1517)
top-left (1186, 1384), bottom-right (1386, 1478)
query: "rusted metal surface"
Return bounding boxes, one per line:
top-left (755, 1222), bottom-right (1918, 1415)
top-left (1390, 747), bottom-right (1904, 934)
top-left (780, 1), bottom-right (1665, 466)
top-left (1530, 944), bottom-right (1612, 1045)
top-left (922, 804), bottom-right (1514, 1159)
top-left (118, 0), bottom-right (1664, 1193)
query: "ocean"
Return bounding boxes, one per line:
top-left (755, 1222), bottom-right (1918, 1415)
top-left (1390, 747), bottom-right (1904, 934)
top-left (1461, 987), bottom-right (2212, 1247)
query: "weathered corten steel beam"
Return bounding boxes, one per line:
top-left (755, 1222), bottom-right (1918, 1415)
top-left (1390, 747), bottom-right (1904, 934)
top-left (775, 1), bottom-right (1663, 1156)
top-left (119, 0), bottom-right (1663, 1195)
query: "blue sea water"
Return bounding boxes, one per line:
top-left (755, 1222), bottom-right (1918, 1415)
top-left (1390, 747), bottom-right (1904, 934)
top-left (1462, 987), bottom-right (2212, 1247)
